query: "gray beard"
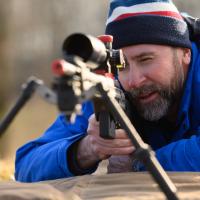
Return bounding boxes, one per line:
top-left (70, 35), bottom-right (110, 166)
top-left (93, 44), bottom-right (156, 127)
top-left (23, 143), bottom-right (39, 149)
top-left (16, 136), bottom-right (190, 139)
top-left (139, 97), bottom-right (169, 121)
top-left (129, 85), bottom-right (174, 121)
top-left (128, 51), bottom-right (185, 122)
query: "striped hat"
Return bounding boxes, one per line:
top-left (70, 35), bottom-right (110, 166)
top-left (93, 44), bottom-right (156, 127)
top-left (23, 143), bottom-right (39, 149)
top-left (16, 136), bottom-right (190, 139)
top-left (105, 0), bottom-right (191, 49)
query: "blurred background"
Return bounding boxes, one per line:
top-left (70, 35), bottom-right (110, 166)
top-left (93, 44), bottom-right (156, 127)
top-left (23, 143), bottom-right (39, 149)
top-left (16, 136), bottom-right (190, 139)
top-left (0, 0), bottom-right (199, 179)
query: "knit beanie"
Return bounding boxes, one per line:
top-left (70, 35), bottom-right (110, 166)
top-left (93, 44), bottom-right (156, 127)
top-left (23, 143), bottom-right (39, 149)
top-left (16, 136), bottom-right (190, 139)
top-left (105, 0), bottom-right (191, 49)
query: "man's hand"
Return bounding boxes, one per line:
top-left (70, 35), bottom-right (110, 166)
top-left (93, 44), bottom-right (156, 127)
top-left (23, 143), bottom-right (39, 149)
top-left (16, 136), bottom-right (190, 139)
top-left (76, 114), bottom-right (135, 170)
top-left (107, 155), bottom-right (134, 173)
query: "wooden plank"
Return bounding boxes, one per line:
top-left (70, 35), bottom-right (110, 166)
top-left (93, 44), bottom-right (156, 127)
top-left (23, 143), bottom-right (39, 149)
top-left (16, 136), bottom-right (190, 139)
top-left (1, 172), bottom-right (200, 200)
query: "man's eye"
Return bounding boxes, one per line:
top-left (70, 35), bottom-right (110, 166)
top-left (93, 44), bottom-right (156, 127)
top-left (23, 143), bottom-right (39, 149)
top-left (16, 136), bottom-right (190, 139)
top-left (139, 57), bottom-right (153, 62)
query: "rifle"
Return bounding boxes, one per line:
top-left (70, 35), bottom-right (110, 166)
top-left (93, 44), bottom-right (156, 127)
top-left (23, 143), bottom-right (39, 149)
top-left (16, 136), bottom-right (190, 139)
top-left (54, 33), bottom-right (127, 139)
top-left (52, 33), bottom-right (179, 200)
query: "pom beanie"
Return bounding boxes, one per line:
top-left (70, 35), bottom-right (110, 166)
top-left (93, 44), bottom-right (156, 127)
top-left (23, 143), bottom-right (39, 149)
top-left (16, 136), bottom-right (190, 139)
top-left (105, 0), bottom-right (191, 49)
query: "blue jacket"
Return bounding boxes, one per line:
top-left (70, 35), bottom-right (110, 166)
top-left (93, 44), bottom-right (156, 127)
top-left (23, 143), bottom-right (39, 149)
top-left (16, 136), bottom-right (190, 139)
top-left (15, 43), bottom-right (200, 182)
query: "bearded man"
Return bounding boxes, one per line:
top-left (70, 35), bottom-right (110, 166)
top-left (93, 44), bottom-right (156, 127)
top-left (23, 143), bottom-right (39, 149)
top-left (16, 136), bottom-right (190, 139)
top-left (15, 0), bottom-right (200, 182)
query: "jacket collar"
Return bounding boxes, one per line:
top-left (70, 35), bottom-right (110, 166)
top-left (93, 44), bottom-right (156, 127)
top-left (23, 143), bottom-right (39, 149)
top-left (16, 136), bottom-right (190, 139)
top-left (174, 42), bottom-right (199, 140)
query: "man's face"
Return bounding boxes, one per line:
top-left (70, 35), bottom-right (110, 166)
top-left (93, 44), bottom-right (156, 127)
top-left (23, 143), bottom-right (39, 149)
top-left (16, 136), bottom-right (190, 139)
top-left (118, 44), bottom-right (190, 121)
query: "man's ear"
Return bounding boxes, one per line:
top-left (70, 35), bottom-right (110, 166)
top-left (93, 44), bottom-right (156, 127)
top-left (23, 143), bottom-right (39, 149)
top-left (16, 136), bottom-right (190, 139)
top-left (182, 48), bottom-right (191, 65)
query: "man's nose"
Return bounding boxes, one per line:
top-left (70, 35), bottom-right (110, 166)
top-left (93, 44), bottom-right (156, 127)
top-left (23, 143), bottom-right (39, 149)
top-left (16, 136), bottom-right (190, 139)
top-left (128, 66), bottom-right (146, 89)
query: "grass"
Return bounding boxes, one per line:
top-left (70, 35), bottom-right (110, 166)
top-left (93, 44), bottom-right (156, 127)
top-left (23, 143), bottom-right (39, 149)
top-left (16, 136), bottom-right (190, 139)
top-left (0, 96), bottom-right (57, 180)
top-left (0, 159), bottom-right (14, 181)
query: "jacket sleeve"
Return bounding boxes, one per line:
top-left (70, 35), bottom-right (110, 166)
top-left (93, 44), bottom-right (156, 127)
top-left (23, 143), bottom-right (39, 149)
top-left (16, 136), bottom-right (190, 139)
top-left (155, 132), bottom-right (200, 171)
top-left (15, 101), bottom-right (94, 182)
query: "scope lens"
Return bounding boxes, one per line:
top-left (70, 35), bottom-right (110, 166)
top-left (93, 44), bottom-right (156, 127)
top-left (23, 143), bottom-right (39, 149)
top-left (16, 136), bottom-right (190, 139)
top-left (63, 34), bottom-right (93, 62)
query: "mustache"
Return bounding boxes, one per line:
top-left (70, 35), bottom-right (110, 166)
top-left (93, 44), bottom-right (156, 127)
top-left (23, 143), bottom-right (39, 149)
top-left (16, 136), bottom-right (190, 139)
top-left (128, 84), bottom-right (167, 99)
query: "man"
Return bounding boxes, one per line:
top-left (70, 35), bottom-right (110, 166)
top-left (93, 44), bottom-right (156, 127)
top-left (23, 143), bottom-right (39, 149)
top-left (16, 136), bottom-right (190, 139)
top-left (15, 0), bottom-right (200, 182)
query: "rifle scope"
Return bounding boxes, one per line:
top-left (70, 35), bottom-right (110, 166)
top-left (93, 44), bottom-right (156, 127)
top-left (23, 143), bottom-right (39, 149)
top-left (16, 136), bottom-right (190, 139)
top-left (62, 33), bottom-right (107, 69)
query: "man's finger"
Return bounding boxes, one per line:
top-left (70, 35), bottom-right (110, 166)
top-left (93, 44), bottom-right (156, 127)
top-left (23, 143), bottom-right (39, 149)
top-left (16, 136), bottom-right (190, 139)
top-left (114, 129), bottom-right (129, 139)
